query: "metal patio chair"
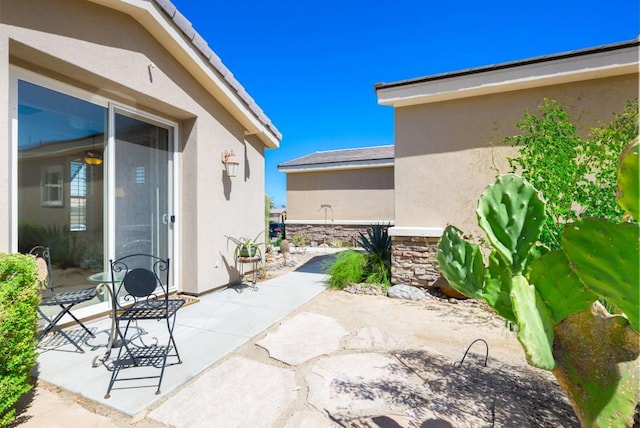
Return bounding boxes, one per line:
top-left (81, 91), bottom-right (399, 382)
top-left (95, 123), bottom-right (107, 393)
top-left (29, 246), bottom-right (97, 353)
top-left (105, 253), bottom-right (184, 398)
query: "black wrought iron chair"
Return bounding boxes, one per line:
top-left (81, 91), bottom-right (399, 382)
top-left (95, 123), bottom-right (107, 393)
top-left (29, 246), bottom-right (97, 353)
top-left (105, 253), bottom-right (184, 398)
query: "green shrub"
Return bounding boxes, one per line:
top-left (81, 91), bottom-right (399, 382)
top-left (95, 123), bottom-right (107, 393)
top-left (45, 225), bottom-right (78, 268)
top-left (505, 98), bottom-right (638, 249)
top-left (326, 250), bottom-right (366, 289)
top-left (0, 253), bottom-right (39, 427)
top-left (330, 238), bottom-right (344, 248)
top-left (17, 221), bottom-right (47, 255)
top-left (291, 233), bottom-right (310, 250)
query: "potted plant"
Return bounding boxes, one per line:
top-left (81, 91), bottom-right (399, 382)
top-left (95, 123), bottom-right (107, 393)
top-left (226, 232), bottom-right (264, 260)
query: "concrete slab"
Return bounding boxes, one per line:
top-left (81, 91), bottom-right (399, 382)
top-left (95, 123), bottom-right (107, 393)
top-left (257, 312), bottom-right (349, 365)
top-left (149, 357), bottom-right (296, 427)
top-left (34, 264), bottom-right (329, 416)
top-left (306, 353), bottom-right (430, 421)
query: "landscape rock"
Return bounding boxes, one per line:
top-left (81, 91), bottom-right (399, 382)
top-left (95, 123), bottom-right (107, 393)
top-left (387, 284), bottom-right (426, 301)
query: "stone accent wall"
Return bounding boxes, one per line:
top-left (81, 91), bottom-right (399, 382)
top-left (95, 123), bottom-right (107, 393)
top-left (391, 236), bottom-right (440, 288)
top-left (285, 224), bottom-right (378, 247)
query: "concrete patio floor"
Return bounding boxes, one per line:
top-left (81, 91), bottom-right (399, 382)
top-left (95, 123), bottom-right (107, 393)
top-left (29, 253), bottom-right (332, 418)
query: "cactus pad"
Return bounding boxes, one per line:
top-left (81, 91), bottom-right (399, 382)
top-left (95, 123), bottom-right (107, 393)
top-left (510, 275), bottom-right (556, 370)
top-left (616, 138), bottom-right (638, 220)
top-left (437, 226), bottom-right (484, 299)
top-left (562, 219), bottom-right (639, 332)
top-left (476, 174), bottom-right (546, 275)
top-left (530, 250), bottom-right (598, 324)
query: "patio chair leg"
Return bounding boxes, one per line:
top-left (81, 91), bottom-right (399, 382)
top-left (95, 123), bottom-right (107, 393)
top-left (38, 307), bottom-right (86, 353)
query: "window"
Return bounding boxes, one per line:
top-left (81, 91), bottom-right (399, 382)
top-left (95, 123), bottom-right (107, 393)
top-left (136, 166), bottom-right (145, 184)
top-left (70, 161), bottom-right (87, 231)
top-left (41, 165), bottom-right (63, 207)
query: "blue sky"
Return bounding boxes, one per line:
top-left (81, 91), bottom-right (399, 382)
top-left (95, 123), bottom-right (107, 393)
top-left (170, 0), bottom-right (639, 207)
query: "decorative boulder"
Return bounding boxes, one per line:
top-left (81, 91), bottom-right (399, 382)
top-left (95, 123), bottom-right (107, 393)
top-left (433, 275), bottom-right (468, 300)
top-left (387, 284), bottom-right (426, 301)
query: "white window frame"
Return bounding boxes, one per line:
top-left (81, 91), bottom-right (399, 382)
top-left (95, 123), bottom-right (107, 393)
top-left (40, 165), bottom-right (64, 207)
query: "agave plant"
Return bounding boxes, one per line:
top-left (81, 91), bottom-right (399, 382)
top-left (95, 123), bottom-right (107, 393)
top-left (358, 224), bottom-right (391, 262)
top-left (358, 224), bottom-right (392, 285)
top-left (225, 232), bottom-right (264, 259)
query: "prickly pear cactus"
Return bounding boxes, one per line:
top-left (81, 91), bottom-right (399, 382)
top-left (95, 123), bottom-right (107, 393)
top-left (439, 174), bottom-right (555, 369)
top-left (437, 140), bottom-right (640, 426)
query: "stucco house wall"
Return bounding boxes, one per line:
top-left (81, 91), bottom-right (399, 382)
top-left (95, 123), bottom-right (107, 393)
top-left (376, 41), bottom-right (639, 287)
top-left (395, 73), bottom-right (637, 237)
top-left (279, 146), bottom-right (394, 246)
top-left (0, 0), bottom-right (280, 302)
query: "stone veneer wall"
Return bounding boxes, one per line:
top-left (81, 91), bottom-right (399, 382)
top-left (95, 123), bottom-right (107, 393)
top-left (285, 224), bottom-right (383, 247)
top-left (391, 236), bottom-right (440, 288)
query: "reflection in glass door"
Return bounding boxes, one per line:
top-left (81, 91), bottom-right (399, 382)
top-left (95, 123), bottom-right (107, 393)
top-left (114, 113), bottom-right (171, 264)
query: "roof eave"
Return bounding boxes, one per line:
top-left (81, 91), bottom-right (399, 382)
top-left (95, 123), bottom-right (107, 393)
top-left (88, 0), bottom-right (281, 148)
top-left (376, 43), bottom-right (639, 108)
top-left (278, 159), bottom-right (394, 173)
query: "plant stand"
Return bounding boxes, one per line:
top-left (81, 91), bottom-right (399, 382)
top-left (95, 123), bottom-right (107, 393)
top-left (236, 255), bottom-right (261, 291)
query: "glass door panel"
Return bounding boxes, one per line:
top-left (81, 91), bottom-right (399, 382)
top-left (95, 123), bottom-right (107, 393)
top-left (114, 113), bottom-right (171, 268)
top-left (17, 80), bottom-right (106, 310)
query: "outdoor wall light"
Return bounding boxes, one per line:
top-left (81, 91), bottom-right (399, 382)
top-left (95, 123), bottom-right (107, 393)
top-left (84, 150), bottom-right (103, 166)
top-left (221, 150), bottom-right (240, 177)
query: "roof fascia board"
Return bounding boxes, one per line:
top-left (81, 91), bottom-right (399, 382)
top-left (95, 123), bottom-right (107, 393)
top-left (278, 159), bottom-right (394, 173)
top-left (377, 47), bottom-right (638, 108)
top-left (286, 220), bottom-right (395, 226)
top-left (88, 0), bottom-right (280, 148)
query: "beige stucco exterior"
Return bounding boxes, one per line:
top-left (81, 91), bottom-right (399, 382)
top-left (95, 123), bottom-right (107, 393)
top-left (376, 41), bottom-right (638, 287)
top-left (392, 73), bottom-right (638, 236)
top-left (0, 0), bottom-right (279, 295)
top-left (286, 167), bottom-right (394, 223)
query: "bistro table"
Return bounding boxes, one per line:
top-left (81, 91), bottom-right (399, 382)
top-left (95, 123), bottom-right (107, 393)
top-left (87, 271), bottom-right (124, 368)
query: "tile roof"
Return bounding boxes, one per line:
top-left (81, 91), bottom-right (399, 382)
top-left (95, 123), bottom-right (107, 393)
top-left (375, 39), bottom-right (640, 91)
top-left (278, 145), bottom-right (394, 169)
top-left (151, 0), bottom-right (282, 141)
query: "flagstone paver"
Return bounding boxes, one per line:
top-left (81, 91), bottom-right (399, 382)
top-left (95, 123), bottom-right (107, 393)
top-left (148, 357), bottom-right (296, 427)
top-left (256, 312), bottom-right (349, 365)
top-left (305, 352), bottom-right (430, 421)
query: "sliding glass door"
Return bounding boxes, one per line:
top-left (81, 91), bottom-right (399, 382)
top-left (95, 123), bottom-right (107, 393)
top-left (113, 112), bottom-right (172, 263)
top-left (15, 74), bottom-right (176, 307)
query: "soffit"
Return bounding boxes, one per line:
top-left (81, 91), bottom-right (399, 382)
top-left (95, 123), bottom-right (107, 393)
top-left (88, 0), bottom-right (281, 148)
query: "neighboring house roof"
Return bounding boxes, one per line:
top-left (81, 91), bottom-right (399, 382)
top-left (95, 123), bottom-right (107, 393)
top-left (94, 0), bottom-right (281, 147)
top-left (376, 39), bottom-right (639, 107)
top-left (278, 145), bottom-right (394, 172)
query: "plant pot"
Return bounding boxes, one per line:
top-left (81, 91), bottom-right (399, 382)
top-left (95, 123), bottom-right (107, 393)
top-left (239, 246), bottom-right (258, 258)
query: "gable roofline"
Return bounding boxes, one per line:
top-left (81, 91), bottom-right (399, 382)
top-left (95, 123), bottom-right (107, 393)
top-left (375, 39), bottom-right (639, 108)
top-left (278, 145), bottom-right (394, 173)
top-left (89, 0), bottom-right (281, 148)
